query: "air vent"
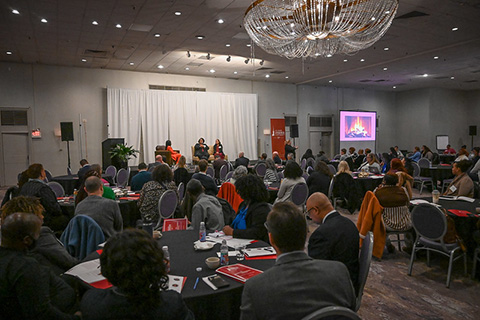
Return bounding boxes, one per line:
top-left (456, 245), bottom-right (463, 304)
top-left (256, 67), bottom-right (273, 71)
top-left (232, 32), bottom-right (250, 40)
top-left (395, 11), bottom-right (429, 19)
top-left (198, 55), bottom-right (215, 61)
top-left (128, 24), bottom-right (153, 32)
top-left (1, 110), bottom-right (28, 126)
top-left (84, 49), bottom-right (109, 57)
top-left (149, 85), bottom-right (206, 92)
top-left (270, 70), bottom-right (286, 74)
top-left (464, 80), bottom-right (478, 83)
top-left (187, 62), bottom-right (203, 67)
top-left (310, 116), bottom-right (333, 128)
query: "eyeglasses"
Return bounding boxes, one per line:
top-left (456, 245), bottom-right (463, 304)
top-left (264, 221), bottom-right (270, 231)
top-left (306, 207), bottom-right (316, 217)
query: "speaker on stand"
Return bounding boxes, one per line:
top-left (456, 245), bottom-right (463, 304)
top-left (60, 122), bottom-right (74, 169)
top-left (470, 125), bottom-right (477, 149)
top-left (290, 124), bottom-right (299, 148)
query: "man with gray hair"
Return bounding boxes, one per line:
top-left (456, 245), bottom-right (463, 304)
top-left (75, 176), bottom-right (123, 239)
top-left (186, 179), bottom-right (224, 231)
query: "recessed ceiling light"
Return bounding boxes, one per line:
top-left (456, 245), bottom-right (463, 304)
top-left (175, 11), bottom-right (181, 16)
top-left (383, 67), bottom-right (388, 71)
top-left (384, 47), bottom-right (389, 51)
top-left (129, 62), bottom-right (134, 66)
top-left (328, 80), bottom-right (333, 83)
top-left (6, 51), bottom-right (12, 55)
top-left (360, 59), bottom-right (365, 62)
top-left (450, 76), bottom-right (455, 80)
top-left (41, 18), bottom-right (48, 23)
top-left (154, 33), bottom-right (161, 38)
top-left (81, 59), bottom-right (87, 62)
top-left (422, 74), bottom-right (428, 77)
top-left (452, 27), bottom-right (458, 31)
top-left (393, 86), bottom-right (396, 89)
top-left (209, 69), bottom-right (215, 73)
top-left (234, 71), bottom-right (238, 74)
top-left (185, 67), bottom-right (190, 71)
top-left (12, 9), bottom-right (20, 15)
top-left (285, 76), bottom-right (289, 79)
top-left (326, 54), bottom-right (332, 58)
top-left (217, 19), bottom-right (224, 24)
top-left (343, 59), bottom-right (348, 62)
top-left (433, 56), bottom-right (439, 60)
top-left (115, 24), bottom-right (122, 28)
top-left (225, 43), bottom-right (231, 47)
top-left (196, 35), bottom-right (205, 40)
top-left (246, 43), bottom-right (251, 47)
top-left (371, 17), bottom-right (376, 21)
top-left (157, 65), bottom-right (164, 69)
top-left (265, 74), bottom-right (270, 78)
top-left (92, 21), bottom-right (98, 25)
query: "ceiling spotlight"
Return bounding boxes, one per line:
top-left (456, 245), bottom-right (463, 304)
top-left (326, 54), bottom-right (332, 57)
top-left (343, 59), bottom-right (348, 62)
top-left (207, 53), bottom-right (211, 60)
top-left (383, 47), bottom-right (389, 51)
top-left (265, 74), bottom-right (270, 78)
top-left (187, 51), bottom-right (191, 58)
top-left (129, 62), bottom-right (134, 66)
top-left (244, 58), bottom-right (250, 64)
top-left (422, 74), bottom-right (428, 77)
top-left (12, 9), bottom-right (20, 15)
top-left (226, 55), bottom-right (231, 62)
top-left (433, 56), bottom-right (439, 60)
top-left (154, 33), bottom-right (161, 38)
top-left (393, 86), bottom-right (396, 89)
top-left (225, 43), bottom-right (231, 47)
top-left (41, 18), bottom-right (48, 23)
top-left (209, 69), bottom-right (216, 73)
top-left (360, 59), bottom-right (365, 62)
top-left (452, 27), bottom-right (458, 31)
top-left (175, 11), bottom-right (181, 16)
top-left (383, 67), bottom-right (388, 71)
top-left (157, 65), bottom-right (164, 69)
top-left (328, 80), bottom-right (333, 83)
top-left (450, 76), bottom-right (455, 80)
top-left (185, 67), bottom-right (190, 71)
top-left (259, 59), bottom-right (264, 66)
top-left (285, 76), bottom-right (289, 79)
top-left (81, 59), bottom-right (87, 62)
top-left (246, 43), bottom-right (251, 47)
top-left (6, 51), bottom-right (12, 55)
top-left (196, 35), bottom-right (205, 40)
top-left (217, 19), bottom-right (224, 24)
top-left (234, 71), bottom-right (238, 74)
top-left (92, 21), bottom-right (99, 25)
top-left (115, 24), bottom-right (122, 28)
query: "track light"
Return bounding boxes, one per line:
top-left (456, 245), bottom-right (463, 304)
top-left (260, 59), bottom-right (264, 66)
top-left (226, 55), bottom-right (231, 62)
top-left (187, 51), bottom-right (191, 58)
top-left (207, 53), bottom-right (211, 60)
top-left (244, 58), bottom-right (250, 64)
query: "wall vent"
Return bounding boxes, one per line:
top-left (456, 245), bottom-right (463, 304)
top-left (310, 116), bottom-right (332, 127)
top-left (149, 85), bottom-right (206, 91)
top-left (1, 110), bottom-right (28, 126)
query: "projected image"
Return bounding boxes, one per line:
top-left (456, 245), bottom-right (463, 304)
top-left (339, 111), bottom-right (376, 141)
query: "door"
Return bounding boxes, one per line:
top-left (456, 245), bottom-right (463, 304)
top-left (2, 133), bottom-right (29, 186)
top-left (322, 132), bottom-right (332, 159)
top-left (309, 131), bottom-right (323, 154)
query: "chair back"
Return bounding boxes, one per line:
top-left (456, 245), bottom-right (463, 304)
top-left (418, 158), bottom-right (431, 169)
top-left (327, 177), bottom-right (335, 200)
top-left (291, 183), bottom-right (308, 206)
top-left (255, 162), bottom-right (267, 177)
top-left (300, 158), bottom-right (307, 170)
top-left (157, 190), bottom-right (178, 220)
top-left (225, 171), bottom-right (234, 181)
top-left (302, 172), bottom-right (309, 180)
top-left (306, 166), bottom-right (314, 175)
top-left (327, 164), bottom-right (337, 175)
top-left (44, 169), bottom-right (53, 182)
top-left (301, 306), bottom-right (361, 320)
top-left (47, 181), bottom-right (65, 197)
top-left (60, 215), bottom-right (105, 260)
top-left (411, 203), bottom-right (447, 241)
top-left (105, 165), bottom-right (117, 182)
top-left (177, 182), bottom-right (185, 202)
top-left (411, 162), bottom-right (420, 177)
top-left (356, 231), bottom-right (373, 311)
top-left (116, 168), bottom-right (129, 188)
top-left (306, 158), bottom-right (315, 169)
top-left (219, 164), bottom-right (228, 181)
top-left (277, 171), bottom-right (284, 180)
top-left (206, 166), bottom-right (214, 178)
top-left (67, 167), bottom-right (73, 176)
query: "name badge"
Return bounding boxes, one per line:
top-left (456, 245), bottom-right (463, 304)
top-left (449, 185), bottom-right (457, 193)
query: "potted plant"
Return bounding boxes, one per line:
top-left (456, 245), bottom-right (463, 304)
top-left (109, 143), bottom-right (139, 169)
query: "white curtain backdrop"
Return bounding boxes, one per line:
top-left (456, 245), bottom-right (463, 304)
top-left (107, 88), bottom-right (258, 164)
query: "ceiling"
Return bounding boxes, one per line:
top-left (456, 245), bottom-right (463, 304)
top-left (1, 0), bottom-right (480, 91)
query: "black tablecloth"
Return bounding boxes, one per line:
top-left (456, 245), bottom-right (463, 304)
top-left (420, 166), bottom-right (453, 188)
top-left (59, 199), bottom-right (141, 228)
top-left (439, 154), bottom-right (456, 164)
top-left (354, 175), bottom-right (384, 198)
top-left (51, 175), bottom-right (80, 195)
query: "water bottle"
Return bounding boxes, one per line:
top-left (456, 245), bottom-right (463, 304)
top-left (162, 245), bottom-right (170, 273)
top-left (199, 222), bottom-right (206, 242)
top-left (220, 239), bottom-right (229, 266)
top-left (73, 189), bottom-right (78, 202)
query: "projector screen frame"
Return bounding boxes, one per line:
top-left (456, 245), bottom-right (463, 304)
top-left (339, 110), bottom-right (377, 142)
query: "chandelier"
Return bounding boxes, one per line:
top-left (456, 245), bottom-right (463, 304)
top-left (244, 0), bottom-right (399, 59)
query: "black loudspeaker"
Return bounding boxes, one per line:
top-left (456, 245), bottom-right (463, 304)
top-left (469, 125), bottom-right (477, 136)
top-left (102, 138), bottom-right (125, 170)
top-left (290, 124), bottom-right (299, 138)
top-left (60, 122), bottom-right (74, 141)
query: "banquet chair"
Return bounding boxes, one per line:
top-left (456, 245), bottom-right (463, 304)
top-left (225, 171), bottom-right (234, 181)
top-left (116, 168), bottom-right (129, 188)
top-left (47, 181), bottom-right (65, 197)
top-left (277, 171), bottom-right (284, 180)
top-left (206, 166), bottom-right (214, 178)
top-left (418, 158), bottom-right (431, 169)
top-left (301, 306), bottom-right (360, 320)
top-left (472, 246), bottom-right (480, 278)
top-left (255, 162), bottom-right (267, 177)
top-left (441, 178), bottom-right (454, 194)
top-left (60, 215), bottom-right (105, 260)
top-left (219, 164), bottom-right (228, 182)
top-left (306, 158), bottom-right (315, 169)
top-left (412, 162), bottom-right (433, 194)
top-left (306, 166), bottom-right (314, 175)
top-left (383, 206), bottom-right (412, 251)
top-left (105, 165), bottom-right (117, 184)
top-left (155, 190), bottom-right (178, 230)
top-left (327, 164), bottom-right (337, 175)
top-left (300, 158), bottom-right (307, 171)
top-left (44, 169), bottom-right (53, 182)
top-left (356, 231), bottom-right (373, 312)
top-left (407, 203), bottom-right (467, 288)
top-left (67, 167), bottom-right (73, 176)
top-left (177, 182), bottom-right (185, 202)
top-left (327, 178), bottom-right (340, 209)
top-left (291, 183), bottom-right (308, 209)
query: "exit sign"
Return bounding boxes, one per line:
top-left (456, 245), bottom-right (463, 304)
top-left (31, 129), bottom-right (42, 139)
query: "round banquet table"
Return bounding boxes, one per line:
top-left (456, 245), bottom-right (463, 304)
top-left (419, 165), bottom-right (453, 189)
top-left (159, 230), bottom-right (275, 320)
top-left (52, 174), bottom-right (114, 195)
top-left (353, 174), bottom-right (384, 198)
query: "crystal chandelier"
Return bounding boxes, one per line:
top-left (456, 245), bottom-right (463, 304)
top-left (244, 0), bottom-right (399, 59)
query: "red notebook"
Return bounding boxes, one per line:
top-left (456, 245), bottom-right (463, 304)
top-left (162, 218), bottom-right (188, 231)
top-left (448, 209), bottom-right (472, 217)
top-left (216, 264), bottom-right (263, 283)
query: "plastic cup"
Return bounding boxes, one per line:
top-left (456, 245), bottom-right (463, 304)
top-left (236, 245), bottom-right (246, 261)
top-left (432, 190), bottom-right (440, 204)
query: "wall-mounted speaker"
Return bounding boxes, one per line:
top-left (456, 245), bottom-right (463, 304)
top-left (469, 125), bottom-right (477, 136)
top-left (60, 122), bottom-right (74, 141)
top-left (290, 124), bottom-right (299, 138)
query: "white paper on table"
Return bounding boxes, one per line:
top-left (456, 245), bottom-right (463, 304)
top-left (208, 231), bottom-right (225, 238)
top-left (202, 276), bottom-right (218, 290)
top-left (410, 199), bottom-right (430, 205)
top-left (216, 250), bottom-right (239, 257)
top-left (205, 235), bottom-right (232, 244)
top-left (370, 175), bottom-right (385, 179)
top-left (225, 238), bottom-right (253, 248)
top-left (167, 275), bottom-right (185, 293)
top-left (64, 259), bottom-right (105, 284)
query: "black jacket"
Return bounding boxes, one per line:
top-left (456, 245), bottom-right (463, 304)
top-left (232, 201), bottom-right (270, 243)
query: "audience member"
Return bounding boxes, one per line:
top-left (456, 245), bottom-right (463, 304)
top-left (229, 165), bottom-right (248, 185)
top-left (394, 146), bottom-right (404, 158)
top-left (130, 162), bottom-right (152, 191)
top-left (421, 145), bottom-right (433, 161)
top-left (234, 152), bottom-right (250, 168)
top-left (358, 153), bottom-right (381, 173)
top-left (259, 153), bottom-right (268, 162)
top-left (388, 158), bottom-right (414, 199)
top-left (274, 161), bottom-right (306, 204)
top-left (301, 148), bottom-right (315, 162)
top-left (354, 149), bottom-right (365, 168)
top-left (223, 175), bottom-right (270, 242)
top-left (409, 146), bottom-right (421, 162)
top-left (1, 196), bottom-right (78, 275)
top-left (444, 144), bottom-right (456, 155)
top-left (77, 158), bottom-right (91, 181)
top-left (263, 158), bottom-right (280, 184)
top-left (80, 229), bottom-right (193, 320)
top-left (286, 153), bottom-right (294, 162)
top-left (213, 154), bottom-right (227, 180)
top-left (191, 160), bottom-right (218, 196)
top-left (173, 155), bottom-right (190, 187)
top-left (0, 212), bottom-right (79, 319)
top-left (332, 161), bottom-right (358, 214)
top-left (444, 160), bottom-right (474, 197)
top-left (306, 192), bottom-right (360, 293)
top-left (455, 148), bottom-right (469, 162)
top-left (348, 147), bottom-right (357, 158)
top-left (212, 139), bottom-right (224, 156)
top-left (240, 202), bottom-right (356, 319)
top-left (469, 152), bottom-right (480, 182)
top-left (148, 155), bottom-right (164, 171)
top-left (75, 165), bottom-right (116, 206)
top-left (272, 151), bottom-right (282, 165)
top-left (165, 140), bottom-right (181, 164)
top-left (339, 148), bottom-right (348, 161)
top-left (194, 137), bottom-right (209, 160)
top-left (186, 179), bottom-right (224, 231)
top-left (139, 164), bottom-right (179, 223)
top-left (389, 147), bottom-right (398, 159)
top-left (316, 150), bottom-right (329, 163)
top-left (284, 140), bottom-right (297, 160)
top-left (306, 160), bottom-right (333, 197)
top-left (19, 163), bottom-right (67, 232)
top-left (75, 176), bottom-right (123, 239)
top-left (471, 147), bottom-right (480, 166)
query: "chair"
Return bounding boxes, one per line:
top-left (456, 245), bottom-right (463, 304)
top-left (441, 178), bottom-right (454, 194)
top-left (116, 168), bottom-right (129, 188)
top-left (407, 203), bottom-right (467, 288)
top-left (155, 190), bottom-right (178, 229)
top-left (44, 169), bottom-right (53, 182)
top-left (177, 182), bottom-right (185, 202)
top-left (255, 162), bottom-right (267, 177)
top-left (356, 231), bottom-right (373, 311)
top-left (306, 166), bottom-right (314, 175)
top-left (60, 215), bottom-right (105, 260)
top-left (67, 167), bottom-right (73, 176)
top-left (291, 183), bottom-right (308, 207)
top-left (327, 164), bottom-right (337, 175)
top-left (47, 181), bottom-right (65, 197)
top-left (383, 206), bottom-right (412, 251)
top-left (225, 171), bottom-right (234, 181)
top-left (412, 162), bottom-right (433, 194)
top-left (418, 158), bottom-right (431, 169)
top-left (277, 171), bottom-right (284, 180)
top-left (300, 158), bottom-right (307, 171)
top-left (219, 164), bottom-right (228, 182)
top-left (327, 178), bottom-right (340, 209)
top-left (105, 165), bottom-right (117, 184)
top-left (206, 166), bottom-right (214, 178)
top-left (302, 172), bottom-right (309, 180)
top-left (301, 306), bottom-right (360, 320)
top-left (472, 247), bottom-right (480, 278)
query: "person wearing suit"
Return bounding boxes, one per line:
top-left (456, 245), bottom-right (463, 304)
top-left (191, 160), bottom-right (218, 196)
top-left (240, 202), bottom-right (356, 320)
top-left (77, 159), bottom-right (91, 182)
top-left (306, 192), bottom-right (360, 294)
top-left (234, 152), bottom-right (249, 168)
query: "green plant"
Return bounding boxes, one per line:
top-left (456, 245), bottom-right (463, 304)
top-left (109, 144), bottom-right (139, 162)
